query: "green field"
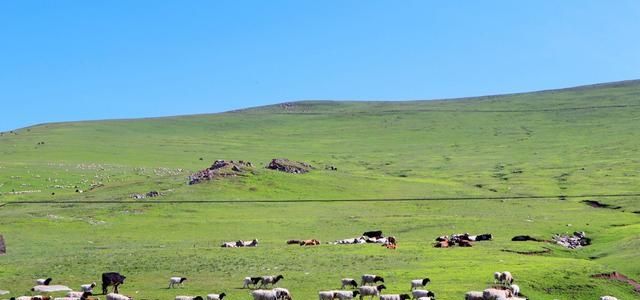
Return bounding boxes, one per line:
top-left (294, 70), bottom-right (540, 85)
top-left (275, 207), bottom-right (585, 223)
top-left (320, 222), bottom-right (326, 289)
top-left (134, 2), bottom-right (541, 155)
top-left (1, 81), bottom-right (639, 299)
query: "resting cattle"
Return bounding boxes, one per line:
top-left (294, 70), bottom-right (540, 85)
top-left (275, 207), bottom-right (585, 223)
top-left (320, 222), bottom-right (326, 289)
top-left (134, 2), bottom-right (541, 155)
top-left (362, 231), bottom-right (383, 239)
top-left (102, 272), bottom-right (126, 294)
top-left (300, 239), bottom-right (320, 246)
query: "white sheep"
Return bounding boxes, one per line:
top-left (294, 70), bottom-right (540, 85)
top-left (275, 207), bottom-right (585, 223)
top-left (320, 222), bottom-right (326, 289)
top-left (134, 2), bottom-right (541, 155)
top-left (360, 274), bottom-right (384, 286)
top-left (67, 292), bottom-right (85, 298)
top-left (493, 272), bottom-right (502, 284)
top-left (600, 297), bottom-right (618, 300)
top-left (464, 291), bottom-right (483, 300)
top-left (482, 288), bottom-right (512, 300)
top-left (318, 291), bottom-right (335, 300)
top-left (169, 277), bottom-right (188, 289)
top-left (206, 293), bottom-right (226, 300)
top-left (416, 298), bottom-right (433, 300)
top-left (250, 290), bottom-right (278, 300)
top-left (379, 294), bottom-right (411, 300)
top-left (80, 283), bottom-right (96, 293)
top-left (13, 297), bottom-right (34, 300)
top-left (175, 296), bottom-right (203, 300)
top-left (36, 278), bottom-right (53, 286)
top-left (409, 278), bottom-right (430, 290)
top-left (499, 271), bottom-right (513, 285)
top-left (359, 284), bottom-right (386, 299)
top-left (243, 277), bottom-right (262, 289)
top-left (333, 290), bottom-right (360, 300)
top-left (259, 275), bottom-right (284, 288)
top-left (272, 287), bottom-right (291, 299)
top-left (341, 278), bottom-right (358, 289)
top-left (106, 294), bottom-right (132, 300)
top-left (510, 284), bottom-right (520, 296)
top-left (410, 290), bottom-right (435, 300)
top-left (54, 298), bottom-right (79, 300)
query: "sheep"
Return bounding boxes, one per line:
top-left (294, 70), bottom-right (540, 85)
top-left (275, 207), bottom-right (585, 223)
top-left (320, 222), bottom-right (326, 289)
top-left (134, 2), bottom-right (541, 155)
top-left (464, 291), bottom-right (483, 300)
top-left (318, 291), bottom-right (335, 300)
top-left (259, 275), bottom-right (284, 288)
top-left (482, 288), bottom-right (512, 300)
top-left (272, 287), bottom-right (291, 299)
top-left (341, 278), bottom-right (358, 289)
top-left (360, 274), bottom-right (384, 286)
top-left (410, 290), bottom-right (435, 300)
top-left (32, 296), bottom-right (52, 300)
top-left (36, 278), bottom-right (53, 286)
top-left (333, 290), bottom-right (360, 300)
top-left (379, 294), bottom-right (411, 300)
top-left (66, 292), bottom-right (91, 299)
top-left (358, 284), bottom-right (385, 300)
top-left (175, 296), bottom-right (203, 300)
top-left (169, 277), bottom-right (188, 289)
top-left (80, 283), bottom-right (96, 293)
top-left (409, 278), bottom-right (430, 290)
top-left (206, 293), bottom-right (226, 300)
top-left (499, 271), bottom-right (513, 285)
top-left (105, 294), bottom-right (132, 300)
top-left (243, 277), bottom-right (263, 289)
top-left (510, 284), bottom-right (520, 296)
top-left (250, 290), bottom-right (278, 300)
top-left (221, 242), bottom-right (237, 248)
top-left (600, 297), bottom-right (618, 300)
top-left (54, 298), bottom-right (79, 300)
top-left (12, 297), bottom-right (35, 300)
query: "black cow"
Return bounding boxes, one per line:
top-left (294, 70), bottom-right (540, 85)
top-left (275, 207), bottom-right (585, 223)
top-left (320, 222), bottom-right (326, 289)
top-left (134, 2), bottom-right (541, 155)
top-left (475, 233), bottom-right (493, 241)
top-left (362, 230), bottom-right (383, 239)
top-left (102, 272), bottom-right (126, 294)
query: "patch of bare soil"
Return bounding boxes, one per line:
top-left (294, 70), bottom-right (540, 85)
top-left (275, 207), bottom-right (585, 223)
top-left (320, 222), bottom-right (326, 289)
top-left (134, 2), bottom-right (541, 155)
top-left (592, 272), bottom-right (640, 293)
top-left (189, 160), bottom-right (254, 185)
top-left (582, 200), bottom-right (622, 209)
top-left (501, 247), bottom-right (552, 255)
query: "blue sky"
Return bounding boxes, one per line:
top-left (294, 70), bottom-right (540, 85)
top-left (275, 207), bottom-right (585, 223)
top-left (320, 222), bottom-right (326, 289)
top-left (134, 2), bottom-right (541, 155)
top-left (1, 1), bottom-right (639, 131)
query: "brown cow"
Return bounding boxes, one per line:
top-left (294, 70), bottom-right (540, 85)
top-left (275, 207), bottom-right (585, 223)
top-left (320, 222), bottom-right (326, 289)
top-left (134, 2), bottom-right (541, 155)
top-left (300, 239), bottom-right (320, 246)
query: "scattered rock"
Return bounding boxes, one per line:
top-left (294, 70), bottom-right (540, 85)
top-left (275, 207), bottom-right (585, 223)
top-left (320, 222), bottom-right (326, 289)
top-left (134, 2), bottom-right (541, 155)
top-left (189, 160), bottom-right (253, 185)
top-left (553, 231), bottom-right (591, 249)
top-left (266, 158), bottom-right (312, 174)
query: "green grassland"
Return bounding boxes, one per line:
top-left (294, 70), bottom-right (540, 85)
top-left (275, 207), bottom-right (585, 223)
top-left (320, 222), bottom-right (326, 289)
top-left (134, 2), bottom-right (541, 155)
top-left (1, 80), bottom-right (640, 299)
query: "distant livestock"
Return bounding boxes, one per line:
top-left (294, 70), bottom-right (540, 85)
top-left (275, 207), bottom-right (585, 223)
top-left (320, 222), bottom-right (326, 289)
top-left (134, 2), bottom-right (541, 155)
top-left (300, 239), bottom-right (320, 246)
top-left (333, 290), bottom-right (360, 300)
top-left (600, 297), bottom-right (618, 300)
top-left (410, 278), bottom-right (430, 290)
top-left (362, 231), bottom-right (383, 239)
top-left (464, 291), bottom-right (483, 300)
top-left (361, 274), bottom-right (384, 286)
top-left (80, 283), bottom-right (96, 293)
top-left (36, 278), bottom-right (53, 286)
top-left (318, 291), bottom-right (335, 300)
top-left (175, 296), bottom-right (203, 300)
top-left (410, 290), bottom-right (435, 300)
top-left (106, 293), bottom-right (132, 300)
top-left (221, 239), bottom-right (258, 247)
top-left (243, 277), bottom-right (263, 289)
top-left (102, 272), bottom-right (126, 294)
top-left (341, 278), bottom-right (358, 289)
top-left (483, 288), bottom-right (513, 300)
top-left (259, 275), bottom-right (284, 288)
top-left (169, 277), bottom-right (188, 289)
top-left (206, 293), bottom-right (226, 300)
top-left (379, 294), bottom-right (411, 300)
top-left (358, 285), bottom-right (386, 299)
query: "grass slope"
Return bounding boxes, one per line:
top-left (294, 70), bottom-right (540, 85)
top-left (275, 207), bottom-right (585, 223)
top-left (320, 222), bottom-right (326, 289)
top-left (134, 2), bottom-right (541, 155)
top-left (1, 80), bottom-right (639, 299)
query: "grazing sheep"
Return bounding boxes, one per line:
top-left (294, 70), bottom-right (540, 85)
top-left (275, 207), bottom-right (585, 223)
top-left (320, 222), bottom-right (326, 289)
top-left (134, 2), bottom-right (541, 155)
top-left (318, 291), bottom-right (335, 300)
top-left (12, 297), bottom-right (35, 300)
top-left (243, 277), bottom-right (263, 289)
top-left (333, 290), bottom-right (360, 300)
top-left (80, 283), bottom-right (96, 293)
top-left (510, 284), bottom-right (520, 296)
top-left (272, 288), bottom-right (291, 299)
top-left (464, 291), bottom-right (483, 300)
top-left (482, 288), bottom-right (512, 300)
top-left (600, 297), bottom-right (618, 300)
top-left (341, 278), bottom-right (358, 289)
top-left (358, 284), bottom-right (386, 300)
top-left (250, 289), bottom-right (278, 300)
top-left (66, 292), bottom-right (91, 299)
top-left (379, 294), bottom-right (411, 300)
top-left (499, 271), bottom-right (513, 285)
top-left (410, 290), bottom-right (435, 300)
top-left (410, 278), bottom-right (430, 290)
top-left (360, 274), bottom-right (384, 286)
top-left (206, 293), bottom-right (226, 300)
top-left (259, 275), bottom-right (284, 288)
top-left (175, 296), bottom-right (203, 300)
top-left (36, 278), bottom-right (53, 286)
top-left (169, 277), bottom-right (188, 289)
top-left (493, 272), bottom-right (502, 284)
top-left (106, 294), bottom-right (132, 300)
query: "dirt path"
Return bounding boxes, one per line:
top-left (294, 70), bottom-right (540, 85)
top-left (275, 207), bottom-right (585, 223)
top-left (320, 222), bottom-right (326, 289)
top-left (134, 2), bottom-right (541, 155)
top-left (592, 272), bottom-right (640, 293)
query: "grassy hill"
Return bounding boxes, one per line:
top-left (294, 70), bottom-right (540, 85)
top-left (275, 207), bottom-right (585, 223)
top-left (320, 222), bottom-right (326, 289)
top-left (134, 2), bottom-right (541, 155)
top-left (1, 80), bottom-right (639, 299)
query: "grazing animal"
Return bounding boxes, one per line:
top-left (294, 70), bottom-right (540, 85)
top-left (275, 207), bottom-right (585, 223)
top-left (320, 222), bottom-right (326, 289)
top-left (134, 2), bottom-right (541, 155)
top-left (243, 277), bottom-right (263, 289)
top-left (361, 274), bottom-right (384, 286)
top-left (362, 231), bottom-right (383, 239)
top-left (464, 291), bottom-right (483, 300)
top-left (259, 275), bottom-right (284, 288)
top-left (358, 284), bottom-right (386, 300)
top-left (286, 240), bottom-right (301, 245)
top-left (475, 233), bottom-right (493, 241)
top-left (341, 278), bottom-right (358, 289)
top-left (493, 272), bottom-right (502, 284)
top-left (457, 240), bottom-right (473, 247)
top-left (101, 272), bottom-right (126, 294)
top-left (241, 239), bottom-right (259, 247)
top-left (54, 297), bottom-right (80, 300)
top-left (300, 239), bottom-right (320, 246)
top-left (106, 294), bottom-right (132, 300)
top-left (333, 290), bottom-right (360, 300)
top-left (483, 288), bottom-right (512, 300)
top-left (36, 278), bottom-right (53, 286)
top-left (80, 283), bottom-right (96, 293)
top-left (318, 291), bottom-right (335, 300)
top-left (410, 290), bottom-right (435, 300)
top-left (221, 242), bottom-right (237, 248)
top-left (272, 287), bottom-right (291, 299)
top-left (169, 277), bottom-right (188, 289)
top-left (385, 243), bottom-right (397, 249)
top-left (379, 294), bottom-right (411, 300)
top-left (434, 240), bottom-right (450, 248)
top-left (510, 284), bottom-right (520, 296)
top-left (499, 271), bottom-right (513, 285)
top-left (410, 278), bottom-right (430, 290)
top-left (66, 292), bottom-right (91, 299)
top-left (175, 296), bottom-right (203, 300)
top-left (206, 293), bottom-right (226, 300)
top-left (250, 290), bottom-right (278, 300)
top-left (600, 297), bottom-right (618, 300)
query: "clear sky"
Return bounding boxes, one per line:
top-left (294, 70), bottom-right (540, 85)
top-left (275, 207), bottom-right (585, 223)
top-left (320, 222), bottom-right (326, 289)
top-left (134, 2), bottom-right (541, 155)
top-left (1, 1), bottom-right (639, 131)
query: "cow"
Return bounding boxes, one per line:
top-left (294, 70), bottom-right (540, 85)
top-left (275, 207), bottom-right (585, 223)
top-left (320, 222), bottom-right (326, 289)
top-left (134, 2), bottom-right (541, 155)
top-left (362, 231), bottom-right (383, 239)
top-left (101, 272), bottom-right (126, 294)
